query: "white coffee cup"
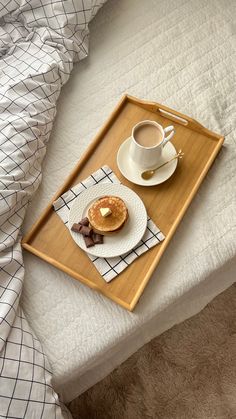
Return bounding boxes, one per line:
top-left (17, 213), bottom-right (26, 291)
top-left (129, 120), bottom-right (175, 169)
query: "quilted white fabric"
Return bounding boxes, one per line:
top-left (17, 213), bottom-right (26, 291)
top-left (0, 0), bottom-right (106, 417)
top-left (22, 0), bottom-right (236, 403)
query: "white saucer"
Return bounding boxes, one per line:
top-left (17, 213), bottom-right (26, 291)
top-left (117, 138), bottom-right (178, 186)
top-left (68, 183), bottom-right (147, 258)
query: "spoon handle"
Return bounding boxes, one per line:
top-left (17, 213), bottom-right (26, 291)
top-left (152, 154), bottom-right (179, 172)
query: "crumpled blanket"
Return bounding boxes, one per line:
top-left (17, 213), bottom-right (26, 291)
top-left (0, 1), bottom-right (106, 417)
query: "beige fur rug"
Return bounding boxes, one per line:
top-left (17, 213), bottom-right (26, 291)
top-left (68, 284), bottom-right (236, 419)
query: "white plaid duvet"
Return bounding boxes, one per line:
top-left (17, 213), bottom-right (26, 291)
top-left (0, 1), bottom-right (106, 417)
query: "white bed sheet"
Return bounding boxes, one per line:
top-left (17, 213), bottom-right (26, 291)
top-left (22, 0), bottom-right (236, 403)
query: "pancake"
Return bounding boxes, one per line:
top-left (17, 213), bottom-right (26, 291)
top-left (88, 195), bottom-right (128, 235)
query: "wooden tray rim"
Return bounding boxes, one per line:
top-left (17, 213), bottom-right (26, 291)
top-left (22, 94), bottom-right (224, 311)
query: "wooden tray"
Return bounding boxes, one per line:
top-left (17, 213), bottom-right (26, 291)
top-left (22, 95), bottom-right (224, 311)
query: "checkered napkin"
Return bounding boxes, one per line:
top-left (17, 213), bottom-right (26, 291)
top-left (53, 166), bottom-right (165, 282)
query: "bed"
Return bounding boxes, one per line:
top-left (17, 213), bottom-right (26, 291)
top-left (16, 0), bottom-right (236, 405)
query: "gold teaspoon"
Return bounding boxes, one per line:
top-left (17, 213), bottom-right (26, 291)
top-left (141, 150), bottom-right (184, 180)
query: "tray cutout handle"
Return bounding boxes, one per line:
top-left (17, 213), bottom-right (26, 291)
top-left (158, 108), bottom-right (188, 126)
top-left (126, 95), bottom-right (211, 136)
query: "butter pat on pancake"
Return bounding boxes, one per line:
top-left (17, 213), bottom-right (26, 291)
top-left (100, 207), bottom-right (112, 217)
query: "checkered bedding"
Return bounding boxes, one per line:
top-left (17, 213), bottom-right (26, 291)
top-left (0, 1), bottom-right (106, 417)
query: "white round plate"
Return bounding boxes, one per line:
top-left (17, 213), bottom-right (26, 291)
top-left (117, 137), bottom-right (178, 186)
top-left (69, 183), bottom-right (147, 258)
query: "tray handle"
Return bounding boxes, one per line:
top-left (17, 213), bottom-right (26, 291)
top-left (126, 95), bottom-right (222, 139)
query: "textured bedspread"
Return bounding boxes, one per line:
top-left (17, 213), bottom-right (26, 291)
top-left (21, 0), bottom-right (236, 404)
top-left (0, 1), bottom-right (105, 417)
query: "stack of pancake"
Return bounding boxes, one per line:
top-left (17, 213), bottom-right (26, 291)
top-left (88, 195), bottom-right (128, 235)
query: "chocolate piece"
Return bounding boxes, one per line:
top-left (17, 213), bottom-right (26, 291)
top-left (71, 223), bottom-right (82, 233)
top-left (71, 223), bottom-right (92, 237)
top-left (83, 235), bottom-right (94, 248)
top-left (79, 225), bottom-right (93, 237)
top-left (93, 233), bottom-right (104, 244)
top-left (79, 217), bottom-right (89, 226)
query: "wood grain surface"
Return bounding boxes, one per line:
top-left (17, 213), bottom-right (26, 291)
top-left (22, 95), bottom-right (224, 311)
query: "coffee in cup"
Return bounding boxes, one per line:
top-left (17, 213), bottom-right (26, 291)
top-left (134, 124), bottom-right (163, 148)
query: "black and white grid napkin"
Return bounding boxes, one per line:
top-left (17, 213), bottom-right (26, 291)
top-left (53, 166), bottom-right (165, 282)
